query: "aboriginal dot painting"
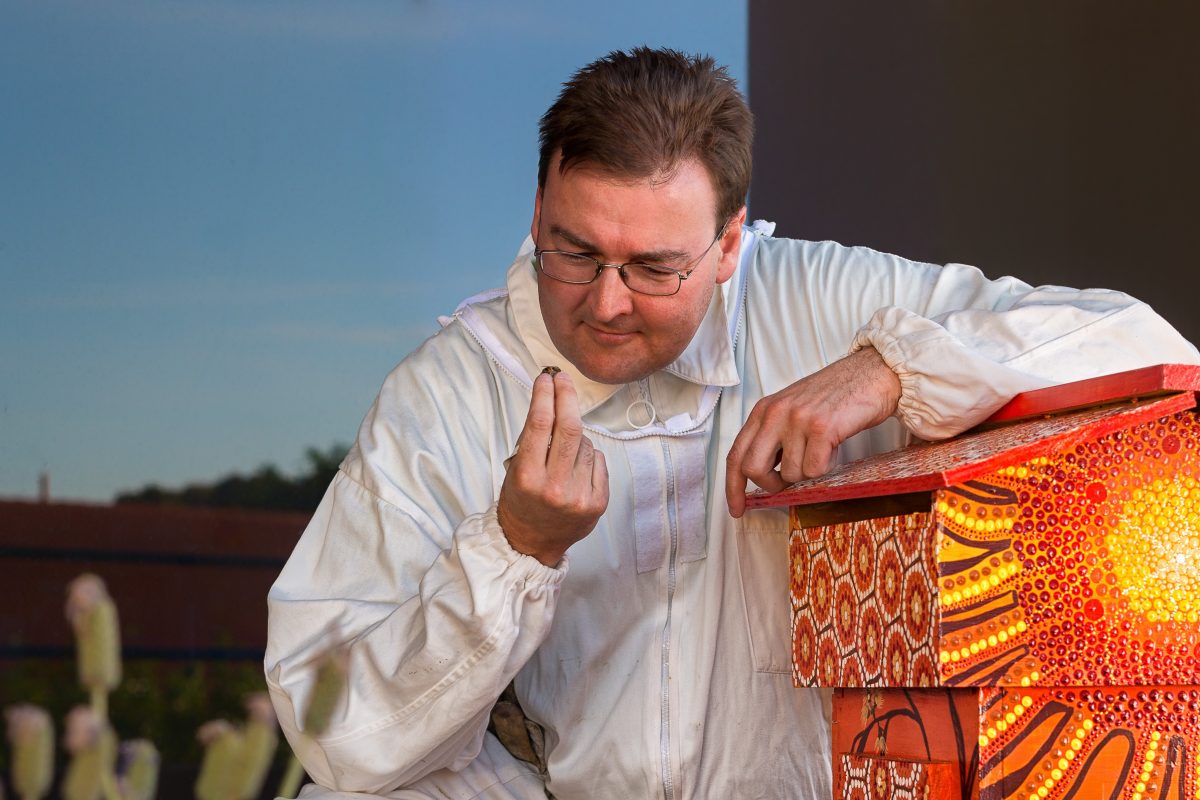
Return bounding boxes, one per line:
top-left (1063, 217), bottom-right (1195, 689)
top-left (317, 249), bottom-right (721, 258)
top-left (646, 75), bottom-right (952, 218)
top-left (833, 688), bottom-right (978, 800)
top-left (782, 396), bottom-right (1200, 800)
top-left (975, 686), bottom-right (1200, 800)
top-left (936, 410), bottom-right (1200, 689)
top-left (839, 753), bottom-right (960, 800)
top-left (790, 513), bottom-right (939, 688)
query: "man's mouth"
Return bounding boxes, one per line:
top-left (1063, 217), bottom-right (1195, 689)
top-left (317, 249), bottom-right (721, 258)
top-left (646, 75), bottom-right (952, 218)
top-left (584, 323), bottom-right (636, 344)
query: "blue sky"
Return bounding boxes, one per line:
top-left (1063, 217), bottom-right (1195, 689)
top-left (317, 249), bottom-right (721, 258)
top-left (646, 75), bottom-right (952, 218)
top-left (0, 1), bottom-right (747, 501)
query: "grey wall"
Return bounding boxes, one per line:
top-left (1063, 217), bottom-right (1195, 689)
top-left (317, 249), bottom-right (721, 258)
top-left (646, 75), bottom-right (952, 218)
top-left (749, 2), bottom-right (1199, 346)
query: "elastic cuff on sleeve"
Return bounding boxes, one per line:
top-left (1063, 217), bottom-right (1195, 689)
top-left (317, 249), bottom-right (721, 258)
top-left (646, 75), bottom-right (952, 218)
top-left (468, 505), bottom-right (570, 584)
top-left (850, 307), bottom-right (1047, 439)
top-left (849, 325), bottom-right (921, 429)
top-left (850, 309), bottom-right (1006, 440)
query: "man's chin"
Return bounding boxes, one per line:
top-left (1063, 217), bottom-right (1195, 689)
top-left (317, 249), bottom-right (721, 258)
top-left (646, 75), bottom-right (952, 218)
top-left (553, 334), bottom-right (677, 385)
top-left (572, 355), bottom-right (658, 386)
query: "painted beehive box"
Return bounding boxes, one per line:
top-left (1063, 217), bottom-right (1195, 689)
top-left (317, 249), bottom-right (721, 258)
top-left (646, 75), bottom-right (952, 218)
top-left (747, 364), bottom-right (1200, 800)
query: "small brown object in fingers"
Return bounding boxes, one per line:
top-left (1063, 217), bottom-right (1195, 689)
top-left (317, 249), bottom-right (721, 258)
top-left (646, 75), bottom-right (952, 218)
top-left (541, 366), bottom-right (561, 375)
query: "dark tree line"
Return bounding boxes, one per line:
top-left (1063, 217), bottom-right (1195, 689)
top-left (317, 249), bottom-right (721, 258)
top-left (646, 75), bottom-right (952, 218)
top-left (115, 444), bottom-right (348, 512)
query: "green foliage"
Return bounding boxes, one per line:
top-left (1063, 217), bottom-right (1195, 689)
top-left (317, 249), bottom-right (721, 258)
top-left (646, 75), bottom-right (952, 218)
top-left (0, 660), bottom-right (283, 771)
top-left (113, 443), bottom-right (348, 512)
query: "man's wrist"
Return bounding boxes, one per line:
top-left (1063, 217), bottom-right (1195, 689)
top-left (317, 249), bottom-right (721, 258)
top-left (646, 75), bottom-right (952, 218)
top-left (496, 500), bottom-right (567, 567)
top-left (851, 346), bottom-right (902, 420)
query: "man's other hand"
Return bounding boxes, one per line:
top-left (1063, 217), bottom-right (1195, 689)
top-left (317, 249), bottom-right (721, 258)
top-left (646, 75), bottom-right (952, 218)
top-left (498, 370), bottom-right (610, 566)
top-left (725, 347), bottom-right (901, 518)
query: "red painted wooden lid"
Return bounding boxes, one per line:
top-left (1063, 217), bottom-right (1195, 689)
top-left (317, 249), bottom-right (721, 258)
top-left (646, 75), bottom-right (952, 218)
top-left (745, 364), bottom-right (1200, 510)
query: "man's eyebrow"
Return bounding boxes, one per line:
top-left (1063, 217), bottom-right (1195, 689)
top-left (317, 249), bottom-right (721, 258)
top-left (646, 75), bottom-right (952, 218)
top-left (548, 224), bottom-right (691, 264)
top-left (548, 224), bottom-right (599, 253)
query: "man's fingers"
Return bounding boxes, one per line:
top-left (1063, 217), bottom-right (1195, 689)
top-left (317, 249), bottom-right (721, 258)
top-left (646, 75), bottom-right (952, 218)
top-left (739, 431), bottom-right (786, 490)
top-left (577, 436), bottom-right (608, 492)
top-left (591, 449), bottom-right (610, 512)
top-left (724, 422), bottom-right (757, 518)
top-left (748, 464), bottom-right (786, 496)
top-left (727, 417), bottom-right (793, 518)
top-left (779, 441), bottom-right (807, 485)
top-left (548, 372), bottom-right (583, 468)
top-left (727, 485), bottom-right (747, 519)
top-left (499, 370), bottom-right (613, 564)
top-left (724, 453), bottom-right (747, 519)
top-left (574, 435), bottom-right (595, 474)
top-left (519, 371), bottom-right (557, 462)
top-left (802, 439), bottom-right (836, 479)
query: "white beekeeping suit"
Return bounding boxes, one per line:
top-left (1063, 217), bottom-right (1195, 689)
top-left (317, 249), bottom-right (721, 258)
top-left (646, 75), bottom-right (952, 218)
top-left (266, 222), bottom-right (1198, 799)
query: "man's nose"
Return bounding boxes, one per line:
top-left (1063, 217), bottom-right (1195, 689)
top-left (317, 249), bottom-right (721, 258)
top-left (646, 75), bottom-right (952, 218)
top-left (588, 266), bottom-right (635, 321)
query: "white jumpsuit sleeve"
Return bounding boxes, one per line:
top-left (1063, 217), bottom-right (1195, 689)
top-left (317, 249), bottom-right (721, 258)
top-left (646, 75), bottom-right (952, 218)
top-left (264, 327), bottom-right (562, 794)
top-left (746, 236), bottom-right (1197, 441)
top-left (848, 260), bottom-right (1200, 438)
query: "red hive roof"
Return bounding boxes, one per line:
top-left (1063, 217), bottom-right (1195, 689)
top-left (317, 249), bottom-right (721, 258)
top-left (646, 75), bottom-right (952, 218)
top-left (747, 364), bottom-right (1200, 510)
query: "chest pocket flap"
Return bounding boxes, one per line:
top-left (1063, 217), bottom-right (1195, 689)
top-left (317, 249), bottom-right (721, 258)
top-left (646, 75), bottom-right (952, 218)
top-left (735, 507), bottom-right (792, 674)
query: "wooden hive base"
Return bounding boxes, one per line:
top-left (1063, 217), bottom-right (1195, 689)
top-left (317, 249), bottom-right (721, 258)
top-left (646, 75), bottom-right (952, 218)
top-left (833, 686), bottom-right (1200, 799)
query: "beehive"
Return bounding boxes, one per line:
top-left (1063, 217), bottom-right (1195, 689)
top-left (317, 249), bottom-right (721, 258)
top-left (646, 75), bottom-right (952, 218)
top-left (747, 364), bottom-right (1200, 800)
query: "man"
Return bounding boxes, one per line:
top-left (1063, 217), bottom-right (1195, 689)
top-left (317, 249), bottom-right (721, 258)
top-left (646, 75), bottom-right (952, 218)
top-left (266, 48), bottom-right (1197, 799)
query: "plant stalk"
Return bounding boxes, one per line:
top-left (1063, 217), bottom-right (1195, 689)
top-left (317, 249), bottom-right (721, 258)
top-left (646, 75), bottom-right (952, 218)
top-left (278, 755), bottom-right (306, 799)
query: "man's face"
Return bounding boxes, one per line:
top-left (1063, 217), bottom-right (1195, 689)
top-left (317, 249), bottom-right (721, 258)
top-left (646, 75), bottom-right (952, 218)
top-left (531, 154), bottom-right (745, 385)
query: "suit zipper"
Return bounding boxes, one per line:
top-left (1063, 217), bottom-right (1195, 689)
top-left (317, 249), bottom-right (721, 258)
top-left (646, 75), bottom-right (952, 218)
top-left (642, 376), bottom-right (680, 800)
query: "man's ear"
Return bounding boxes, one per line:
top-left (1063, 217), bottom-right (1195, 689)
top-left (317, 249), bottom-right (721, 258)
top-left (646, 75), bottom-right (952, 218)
top-left (531, 184), bottom-right (543, 243)
top-left (715, 206), bottom-right (747, 284)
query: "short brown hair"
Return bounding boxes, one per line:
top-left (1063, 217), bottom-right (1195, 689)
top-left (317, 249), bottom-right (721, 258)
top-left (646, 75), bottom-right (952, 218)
top-left (538, 47), bottom-right (754, 228)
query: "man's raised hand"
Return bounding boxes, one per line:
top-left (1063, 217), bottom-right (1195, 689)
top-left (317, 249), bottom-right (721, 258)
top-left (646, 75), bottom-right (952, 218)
top-left (498, 369), bottom-right (610, 566)
top-left (725, 347), bottom-right (902, 518)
